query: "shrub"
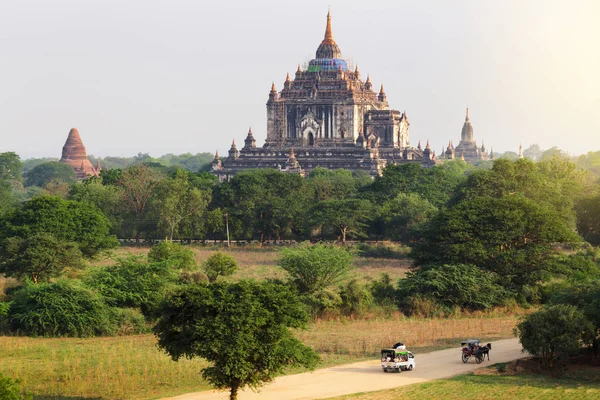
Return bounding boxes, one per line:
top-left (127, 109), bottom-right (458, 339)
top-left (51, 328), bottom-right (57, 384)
top-left (202, 252), bottom-right (238, 283)
top-left (0, 373), bottom-right (31, 400)
top-left (148, 241), bottom-right (198, 271)
top-left (85, 256), bottom-right (179, 317)
top-left (8, 280), bottom-right (112, 337)
top-left (514, 304), bottom-right (595, 368)
top-left (280, 244), bottom-right (353, 294)
top-left (356, 243), bottom-right (407, 259)
top-left (397, 264), bottom-right (507, 312)
top-left (402, 294), bottom-right (448, 318)
top-left (339, 279), bottom-right (374, 316)
top-left (300, 289), bottom-right (342, 318)
top-left (369, 273), bottom-right (398, 307)
top-left (109, 307), bottom-right (149, 335)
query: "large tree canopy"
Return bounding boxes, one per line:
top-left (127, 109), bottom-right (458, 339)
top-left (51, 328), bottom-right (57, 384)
top-left (0, 195), bottom-right (118, 257)
top-left (411, 195), bottom-right (581, 290)
top-left (154, 281), bottom-right (319, 400)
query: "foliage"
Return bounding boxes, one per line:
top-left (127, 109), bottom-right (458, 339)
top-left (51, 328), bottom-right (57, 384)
top-left (398, 264), bottom-right (507, 312)
top-left (575, 194), bottom-right (600, 245)
top-left (148, 241), bottom-right (198, 271)
top-left (154, 168), bottom-right (211, 240)
top-left (0, 196), bottom-right (118, 258)
top-left (0, 233), bottom-right (84, 283)
top-left (69, 179), bottom-right (125, 236)
top-left (0, 152), bottom-right (23, 183)
top-left (0, 373), bottom-right (31, 400)
top-left (85, 256), bottom-right (179, 317)
top-left (117, 163), bottom-right (164, 243)
top-left (312, 198), bottom-right (374, 242)
top-left (515, 304), bottom-right (595, 368)
top-left (339, 279), bottom-right (374, 316)
top-left (279, 244), bottom-right (353, 294)
top-left (411, 194), bottom-right (581, 292)
top-left (202, 252), bottom-right (239, 283)
top-left (109, 307), bottom-right (149, 335)
top-left (299, 289), bottom-right (342, 318)
top-left (369, 273), bottom-right (398, 307)
top-left (379, 193), bottom-right (438, 242)
top-left (154, 281), bottom-right (319, 400)
top-left (24, 161), bottom-right (76, 187)
top-left (8, 280), bottom-right (113, 337)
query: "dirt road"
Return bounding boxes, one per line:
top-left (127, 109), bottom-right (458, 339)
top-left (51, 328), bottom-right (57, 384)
top-left (163, 338), bottom-right (524, 400)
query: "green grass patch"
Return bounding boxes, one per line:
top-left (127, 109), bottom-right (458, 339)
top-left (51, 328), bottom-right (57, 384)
top-left (327, 366), bottom-right (600, 400)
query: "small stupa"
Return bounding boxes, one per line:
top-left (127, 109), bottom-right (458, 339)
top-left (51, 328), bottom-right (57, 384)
top-left (59, 128), bottom-right (99, 179)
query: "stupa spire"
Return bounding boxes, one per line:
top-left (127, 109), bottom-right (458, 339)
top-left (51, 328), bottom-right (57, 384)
top-left (465, 107), bottom-right (470, 122)
top-left (323, 10), bottom-right (335, 45)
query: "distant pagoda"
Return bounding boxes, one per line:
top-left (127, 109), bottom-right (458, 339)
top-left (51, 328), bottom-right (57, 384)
top-left (59, 128), bottom-right (100, 179)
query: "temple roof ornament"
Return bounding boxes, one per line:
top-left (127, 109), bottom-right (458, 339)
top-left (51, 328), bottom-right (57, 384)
top-left (315, 11), bottom-right (342, 61)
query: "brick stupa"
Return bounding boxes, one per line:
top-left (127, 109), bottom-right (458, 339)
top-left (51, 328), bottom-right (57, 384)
top-left (59, 128), bottom-right (99, 179)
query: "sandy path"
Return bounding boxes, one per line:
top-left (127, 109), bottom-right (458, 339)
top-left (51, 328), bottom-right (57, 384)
top-left (163, 338), bottom-right (524, 400)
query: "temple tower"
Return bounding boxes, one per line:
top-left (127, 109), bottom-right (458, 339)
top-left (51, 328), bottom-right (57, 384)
top-left (59, 128), bottom-right (99, 179)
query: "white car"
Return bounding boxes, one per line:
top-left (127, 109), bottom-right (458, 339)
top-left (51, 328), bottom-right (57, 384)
top-left (380, 349), bottom-right (416, 372)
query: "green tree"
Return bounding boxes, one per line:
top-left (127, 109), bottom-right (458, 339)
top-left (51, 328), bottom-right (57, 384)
top-left (279, 244), bottom-right (353, 294)
top-left (155, 169), bottom-right (211, 240)
top-left (0, 233), bottom-right (84, 283)
top-left (117, 164), bottom-right (164, 244)
top-left (312, 198), bottom-right (373, 242)
top-left (515, 304), bottom-right (595, 368)
top-left (154, 281), bottom-right (319, 400)
top-left (148, 241), bottom-right (198, 271)
top-left (69, 179), bottom-right (125, 236)
top-left (0, 196), bottom-right (118, 257)
top-left (380, 193), bottom-right (438, 241)
top-left (24, 161), bottom-right (76, 187)
top-left (576, 194), bottom-right (600, 244)
top-left (411, 195), bottom-right (581, 292)
top-left (202, 252), bottom-right (238, 283)
top-left (397, 264), bottom-right (506, 311)
top-left (0, 152), bottom-right (23, 183)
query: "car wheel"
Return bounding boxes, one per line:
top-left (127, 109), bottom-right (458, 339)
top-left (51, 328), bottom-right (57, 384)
top-left (408, 364), bottom-right (413, 371)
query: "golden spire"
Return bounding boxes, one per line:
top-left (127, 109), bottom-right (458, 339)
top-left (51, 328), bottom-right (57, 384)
top-left (270, 82), bottom-right (277, 92)
top-left (285, 72), bottom-right (290, 82)
top-left (366, 75), bottom-right (371, 84)
top-left (322, 10), bottom-right (335, 45)
top-left (379, 84), bottom-right (385, 95)
top-left (297, 64), bottom-right (302, 73)
top-left (465, 107), bottom-right (470, 122)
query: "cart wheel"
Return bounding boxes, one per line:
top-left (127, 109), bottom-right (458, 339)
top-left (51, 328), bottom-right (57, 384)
top-left (383, 368), bottom-right (388, 373)
top-left (408, 365), bottom-right (413, 371)
top-left (475, 354), bottom-right (483, 364)
top-left (462, 353), bottom-right (469, 363)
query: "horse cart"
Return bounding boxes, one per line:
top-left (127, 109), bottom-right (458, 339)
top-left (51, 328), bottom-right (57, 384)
top-left (461, 339), bottom-right (491, 364)
top-left (380, 348), bottom-right (416, 372)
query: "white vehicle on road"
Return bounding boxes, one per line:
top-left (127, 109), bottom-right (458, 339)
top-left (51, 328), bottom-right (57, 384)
top-left (380, 349), bottom-right (416, 373)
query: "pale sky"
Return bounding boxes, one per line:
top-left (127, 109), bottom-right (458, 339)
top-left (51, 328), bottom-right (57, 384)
top-left (1, 0), bottom-right (598, 158)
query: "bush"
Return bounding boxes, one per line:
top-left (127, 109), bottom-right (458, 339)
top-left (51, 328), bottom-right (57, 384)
top-left (300, 289), bottom-right (342, 318)
top-left (514, 304), bottom-right (595, 368)
top-left (280, 244), bottom-right (353, 294)
top-left (85, 256), bottom-right (179, 317)
top-left (402, 294), bottom-right (449, 318)
top-left (397, 264), bottom-right (507, 312)
top-left (0, 373), bottom-right (31, 400)
top-left (339, 279), bottom-right (374, 316)
top-left (109, 307), bottom-right (149, 335)
top-left (8, 280), bottom-right (112, 337)
top-left (369, 273), bottom-right (398, 307)
top-left (148, 241), bottom-right (198, 271)
top-left (202, 252), bottom-right (238, 283)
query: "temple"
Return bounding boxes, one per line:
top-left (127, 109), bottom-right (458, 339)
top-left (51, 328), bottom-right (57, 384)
top-left (212, 12), bottom-right (436, 180)
top-left (444, 108), bottom-right (489, 162)
top-left (59, 128), bottom-right (100, 179)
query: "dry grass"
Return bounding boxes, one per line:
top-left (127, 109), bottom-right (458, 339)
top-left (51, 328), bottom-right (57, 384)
top-left (297, 313), bottom-right (521, 360)
top-left (94, 246), bottom-right (410, 283)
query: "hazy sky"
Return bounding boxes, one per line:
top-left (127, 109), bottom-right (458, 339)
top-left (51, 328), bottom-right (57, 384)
top-left (1, 0), bottom-right (598, 159)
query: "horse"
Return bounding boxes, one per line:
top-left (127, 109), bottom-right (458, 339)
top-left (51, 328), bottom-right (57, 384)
top-left (478, 343), bottom-right (492, 361)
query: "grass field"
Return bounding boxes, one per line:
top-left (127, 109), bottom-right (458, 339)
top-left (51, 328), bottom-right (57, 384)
top-left (91, 245), bottom-right (412, 283)
top-left (0, 314), bottom-right (519, 400)
top-left (326, 363), bottom-right (600, 400)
